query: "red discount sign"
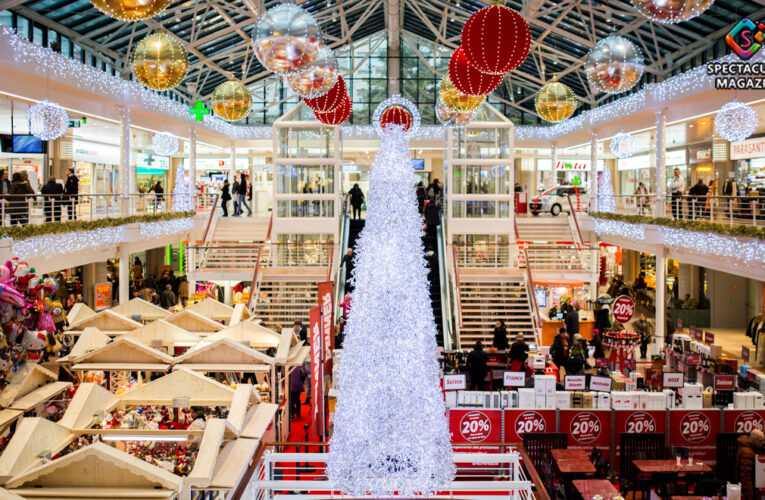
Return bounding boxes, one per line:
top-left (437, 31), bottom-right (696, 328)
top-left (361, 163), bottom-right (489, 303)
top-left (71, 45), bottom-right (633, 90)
top-left (612, 295), bottom-right (635, 324)
top-left (724, 410), bottom-right (765, 434)
top-left (625, 412), bottom-right (658, 434)
top-left (504, 410), bottom-right (557, 443)
top-left (680, 412), bottom-right (711, 442)
top-left (668, 410), bottom-right (721, 465)
top-left (560, 410), bottom-right (612, 452)
top-left (449, 410), bottom-right (503, 446)
top-left (570, 412), bottom-right (603, 444)
top-left (614, 410), bottom-right (667, 472)
top-left (459, 411), bottom-right (492, 442)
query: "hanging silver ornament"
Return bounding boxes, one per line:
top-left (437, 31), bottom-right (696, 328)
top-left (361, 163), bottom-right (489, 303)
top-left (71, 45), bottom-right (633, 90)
top-left (715, 101), bottom-right (758, 142)
top-left (610, 132), bottom-right (637, 159)
top-left (29, 99), bottom-right (69, 141)
top-left (285, 47), bottom-right (339, 99)
top-left (252, 3), bottom-right (322, 75)
top-left (152, 131), bottom-right (179, 156)
top-left (586, 36), bottom-right (644, 94)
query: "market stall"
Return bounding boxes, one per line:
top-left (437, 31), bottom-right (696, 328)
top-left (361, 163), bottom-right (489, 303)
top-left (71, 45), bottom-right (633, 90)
top-left (204, 320), bottom-right (282, 350)
top-left (187, 297), bottom-right (236, 323)
top-left (111, 297), bottom-right (172, 323)
top-left (164, 309), bottom-right (225, 336)
top-left (66, 310), bottom-right (143, 336)
top-left (66, 303), bottom-right (96, 326)
top-left (124, 320), bottom-right (202, 354)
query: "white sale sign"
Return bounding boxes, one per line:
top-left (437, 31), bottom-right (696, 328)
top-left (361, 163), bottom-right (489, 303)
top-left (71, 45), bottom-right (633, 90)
top-left (589, 376), bottom-right (612, 392)
top-left (504, 371), bottom-right (526, 387)
top-left (443, 374), bottom-right (466, 391)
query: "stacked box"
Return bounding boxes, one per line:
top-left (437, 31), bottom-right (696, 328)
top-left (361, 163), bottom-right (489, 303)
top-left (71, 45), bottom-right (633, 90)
top-left (683, 383), bottom-right (703, 409)
top-left (597, 392), bottom-right (610, 409)
top-left (571, 391), bottom-right (583, 408)
top-left (663, 389), bottom-right (676, 409)
top-left (445, 391), bottom-right (458, 408)
top-left (518, 388), bottom-right (535, 408)
top-left (556, 391), bottom-right (571, 409)
top-left (582, 392), bottom-right (594, 409)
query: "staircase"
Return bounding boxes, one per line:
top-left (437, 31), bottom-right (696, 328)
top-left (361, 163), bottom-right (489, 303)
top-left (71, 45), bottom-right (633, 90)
top-left (252, 277), bottom-right (320, 331)
top-left (342, 219), bottom-right (365, 294)
top-left (516, 217), bottom-right (575, 243)
top-left (211, 217), bottom-right (270, 242)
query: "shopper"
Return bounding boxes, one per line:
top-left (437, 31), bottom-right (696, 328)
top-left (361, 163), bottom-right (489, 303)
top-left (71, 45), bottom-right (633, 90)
top-left (348, 183), bottom-right (364, 220)
top-left (340, 293), bottom-right (352, 319)
top-left (688, 179), bottom-right (708, 220)
top-left (178, 276), bottom-right (189, 307)
top-left (508, 334), bottom-right (529, 371)
top-left (736, 429), bottom-right (765, 500)
top-left (466, 341), bottom-right (489, 390)
top-left (0, 170), bottom-right (9, 223)
top-left (564, 306), bottom-right (579, 336)
top-left (416, 181), bottom-right (426, 214)
top-left (669, 168), bottom-right (686, 219)
top-left (591, 329), bottom-right (606, 360)
top-left (237, 173), bottom-right (252, 216)
top-left (514, 182), bottom-right (522, 193)
top-left (427, 178), bottom-right (442, 203)
top-left (335, 316), bottom-right (346, 349)
top-left (594, 303), bottom-right (612, 332)
top-left (289, 364), bottom-right (307, 421)
top-left (294, 319), bottom-right (307, 343)
top-left (723, 177), bottom-right (737, 218)
top-left (635, 313), bottom-right (653, 359)
top-left (151, 181), bottom-right (164, 212)
top-left (339, 248), bottom-right (353, 271)
top-left (185, 407), bottom-right (207, 450)
top-left (665, 307), bottom-right (676, 346)
top-left (232, 178), bottom-right (240, 216)
top-left (159, 284), bottom-right (176, 309)
top-left (64, 168), bottom-right (78, 221)
top-left (567, 334), bottom-right (587, 375)
top-left (424, 200), bottom-right (440, 240)
top-left (634, 182), bottom-right (649, 215)
top-left (550, 328), bottom-right (569, 371)
top-left (492, 319), bottom-right (509, 351)
top-left (10, 172), bottom-right (34, 226)
top-left (41, 177), bottom-right (64, 222)
top-left (221, 179), bottom-right (231, 216)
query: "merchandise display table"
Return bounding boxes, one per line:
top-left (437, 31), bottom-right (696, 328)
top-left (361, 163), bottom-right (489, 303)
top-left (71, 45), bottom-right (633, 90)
top-left (556, 459), bottom-right (596, 474)
top-left (633, 460), bottom-right (712, 474)
top-left (573, 479), bottom-right (619, 498)
top-left (551, 449), bottom-right (590, 461)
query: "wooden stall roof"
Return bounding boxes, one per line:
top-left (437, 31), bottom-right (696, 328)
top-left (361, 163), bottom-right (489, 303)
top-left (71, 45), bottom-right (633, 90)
top-left (287, 344), bottom-right (310, 366)
top-left (209, 438), bottom-right (260, 490)
top-left (164, 309), bottom-right (224, 334)
top-left (59, 327), bottom-right (112, 363)
top-left (111, 298), bottom-right (171, 322)
top-left (229, 303), bottom-right (251, 326)
top-left (0, 418), bottom-right (72, 482)
top-left (67, 310), bottom-right (142, 335)
top-left (66, 303), bottom-right (96, 326)
top-left (0, 487), bottom-right (25, 499)
top-left (6, 442), bottom-right (182, 494)
top-left (72, 337), bottom-right (174, 367)
top-left (10, 382), bottom-right (71, 412)
top-left (185, 418), bottom-right (226, 487)
top-left (0, 363), bottom-right (57, 408)
top-left (240, 403), bottom-right (278, 440)
top-left (187, 298), bottom-right (235, 322)
top-left (124, 319), bottom-right (202, 347)
top-left (174, 338), bottom-right (274, 368)
top-left (0, 409), bottom-right (22, 432)
top-left (117, 368), bottom-right (236, 406)
top-left (205, 320), bottom-right (281, 349)
top-left (225, 384), bottom-right (259, 435)
top-left (58, 383), bottom-right (118, 430)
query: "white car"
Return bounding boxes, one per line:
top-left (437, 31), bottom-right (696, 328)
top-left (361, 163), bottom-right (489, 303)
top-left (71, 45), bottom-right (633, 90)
top-left (530, 186), bottom-right (589, 216)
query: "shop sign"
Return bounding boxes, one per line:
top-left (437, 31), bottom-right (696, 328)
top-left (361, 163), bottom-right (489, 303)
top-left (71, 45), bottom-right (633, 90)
top-left (694, 327), bottom-right (703, 341)
top-left (689, 145), bottom-right (713, 164)
top-left (743, 345), bottom-right (751, 363)
top-left (564, 375), bottom-right (586, 390)
top-left (666, 149), bottom-right (687, 166)
top-left (195, 158), bottom-right (250, 170)
top-left (94, 282), bottom-right (112, 311)
top-left (723, 410), bottom-right (765, 433)
top-left (668, 409), bottom-right (721, 465)
top-left (612, 295), bottom-right (635, 324)
top-left (663, 372), bottom-right (684, 388)
top-left (309, 306), bottom-right (325, 438)
top-left (705, 331), bottom-right (715, 344)
top-left (136, 153), bottom-right (169, 170)
top-left (443, 374), bottom-right (466, 391)
top-left (73, 141), bottom-right (120, 165)
top-left (536, 158), bottom-right (605, 172)
top-left (714, 375), bottom-right (736, 391)
top-left (505, 410), bottom-right (556, 442)
top-left (731, 136), bottom-right (765, 160)
top-left (686, 354), bottom-right (701, 365)
top-left (68, 119), bottom-right (81, 128)
top-left (689, 325), bottom-right (696, 338)
top-left (589, 376), bottom-right (612, 392)
top-left (318, 281), bottom-right (334, 374)
top-left (503, 371), bottom-right (526, 387)
top-left (614, 410), bottom-right (667, 472)
top-left (560, 410), bottom-right (612, 451)
top-left (449, 409), bottom-right (502, 444)
top-left (617, 154), bottom-right (649, 171)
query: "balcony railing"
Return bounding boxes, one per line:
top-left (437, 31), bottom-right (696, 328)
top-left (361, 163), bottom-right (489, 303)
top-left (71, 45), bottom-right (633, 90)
top-left (453, 241), bottom-right (512, 268)
top-left (187, 241), bottom-right (334, 274)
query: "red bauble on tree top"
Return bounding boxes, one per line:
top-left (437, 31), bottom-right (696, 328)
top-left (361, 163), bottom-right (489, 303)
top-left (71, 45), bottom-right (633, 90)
top-left (448, 46), bottom-right (505, 96)
top-left (304, 75), bottom-right (347, 113)
top-left (314, 92), bottom-right (351, 125)
top-left (380, 105), bottom-right (413, 132)
top-left (461, 4), bottom-right (531, 75)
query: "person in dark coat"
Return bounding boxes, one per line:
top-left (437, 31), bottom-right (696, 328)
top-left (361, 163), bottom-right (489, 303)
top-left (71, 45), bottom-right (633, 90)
top-left (508, 334), bottom-right (529, 368)
top-left (0, 170), bottom-right (10, 223)
top-left (416, 181), bottom-right (426, 214)
top-left (595, 303), bottom-right (612, 332)
top-left (564, 307), bottom-right (580, 336)
top-left (289, 365), bottom-right (307, 421)
top-left (232, 179), bottom-right (240, 215)
top-left (220, 180), bottom-right (231, 216)
top-left (159, 284), bottom-right (176, 309)
top-left (237, 173), bottom-right (252, 216)
top-left (492, 320), bottom-right (509, 351)
top-left (9, 172), bottom-right (34, 226)
top-left (550, 328), bottom-right (569, 371)
top-left (424, 200), bottom-right (440, 240)
top-left (41, 177), bottom-right (64, 222)
top-left (348, 183), bottom-right (364, 219)
top-left (64, 168), bottom-right (78, 221)
top-left (688, 179), bottom-right (708, 219)
top-left (635, 313), bottom-right (653, 359)
top-left (736, 430), bottom-right (765, 500)
top-left (591, 329), bottom-right (606, 360)
top-left (467, 341), bottom-right (489, 390)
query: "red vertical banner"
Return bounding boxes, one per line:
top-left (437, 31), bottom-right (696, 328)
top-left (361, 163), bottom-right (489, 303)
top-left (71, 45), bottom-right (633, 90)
top-left (559, 410), bottom-right (612, 453)
top-left (309, 306), bottom-right (325, 438)
top-left (613, 410), bottom-right (668, 473)
top-left (668, 409), bottom-right (721, 466)
top-left (318, 281), bottom-right (334, 375)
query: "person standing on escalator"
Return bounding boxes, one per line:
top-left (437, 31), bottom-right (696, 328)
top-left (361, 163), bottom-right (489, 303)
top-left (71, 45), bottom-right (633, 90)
top-left (348, 183), bottom-right (364, 220)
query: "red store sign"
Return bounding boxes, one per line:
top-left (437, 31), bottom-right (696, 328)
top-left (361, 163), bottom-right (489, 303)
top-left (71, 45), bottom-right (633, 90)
top-left (559, 410), bottom-right (612, 452)
top-left (449, 409), bottom-right (503, 446)
top-left (614, 410), bottom-right (668, 473)
top-left (505, 410), bottom-right (557, 443)
top-left (668, 410), bottom-right (721, 466)
top-left (723, 410), bottom-right (765, 434)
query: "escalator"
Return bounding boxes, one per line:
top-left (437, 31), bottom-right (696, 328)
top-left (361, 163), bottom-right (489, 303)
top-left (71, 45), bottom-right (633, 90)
top-left (336, 215), bottom-right (365, 298)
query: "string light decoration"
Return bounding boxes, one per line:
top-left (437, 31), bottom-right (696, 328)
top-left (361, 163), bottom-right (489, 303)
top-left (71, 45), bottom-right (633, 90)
top-left (314, 93), bottom-right (352, 125)
top-left (372, 95), bottom-right (421, 140)
top-left (714, 101), bottom-right (758, 142)
top-left (29, 99), bottom-right (69, 141)
top-left (595, 168), bottom-right (616, 213)
top-left (211, 80), bottom-right (252, 122)
top-left (171, 163), bottom-right (194, 212)
top-left (285, 47), bottom-right (339, 99)
top-left (152, 132), bottom-right (179, 157)
top-left (448, 46), bottom-right (504, 96)
top-left (252, 3), bottom-right (322, 75)
top-left (435, 100), bottom-right (474, 129)
top-left (592, 218), bottom-right (646, 241)
top-left (304, 75), bottom-right (347, 113)
top-left (610, 132), bottom-right (636, 159)
top-left (461, 4), bottom-right (530, 75)
top-left (380, 105), bottom-right (413, 132)
top-left (630, 0), bottom-right (714, 24)
top-left (130, 31), bottom-right (188, 91)
top-left (327, 122), bottom-right (453, 496)
top-left (586, 36), bottom-right (644, 94)
top-left (535, 80), bottom-right (576, 123)
top-left (90, 0), bottom-right (171, 21)
top-left (439, 75), bottom-right (485, 113)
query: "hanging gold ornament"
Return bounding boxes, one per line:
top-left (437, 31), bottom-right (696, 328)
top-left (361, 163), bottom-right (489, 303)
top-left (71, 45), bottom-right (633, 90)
top-left (439, 75), bottom-right (485, 113)
top-left (435, 99), bottom-right (474, 129)
top-left (535, 81), bottom-right (576, 123)
top-left (211, 80), bottom-right (252, 122)
top-left (465, 105), bottom-right (489, 137)
top-left (131, 31), bottom-right (188, 91)
top-left (90, 0), bottom-right (171, 21)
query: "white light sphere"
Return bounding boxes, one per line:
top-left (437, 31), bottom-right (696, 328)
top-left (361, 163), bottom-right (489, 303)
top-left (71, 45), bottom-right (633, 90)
top-left (252, 3), bottom-right (322, 75)
top-left (610, 132), bottom-right (637, 159)
top-left (714, 101), bottom-right (758, 142)
top-left (586, 36), bottom-right (644, 94)
top-left (29, 99), bottom-right (69, 141)
top-left (285, 47), bottom-right (339, 99)
top-left (152, 131), bottom-right (179, 156)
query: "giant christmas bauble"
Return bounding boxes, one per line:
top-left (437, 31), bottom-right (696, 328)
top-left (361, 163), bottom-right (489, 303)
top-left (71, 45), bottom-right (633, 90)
top-left (535, 81), bottom-right (576, 123)
top-left (439, 75), bottom-right (485, 113)
top-left (380, 105), bottom-right (413, 132)
top-left (586, 36), bottom-right (644, 94)
top-left (304, 75), bottom-right (347, 113)
top-left (211, 80), bottom-right (252, 122)
top-left (448, 46), bottom-right (504, 96)
top-left (90, 0), bottom-right (171, 21)
top-left (461, 4), bottom-right (530, 75)
top-left (435, 100), bottom-right (473, 129)
top-left (131, 31), bottom-right (188, 91)
top-left (252, 3), bottom-right (322, 75)
top-left (630, 0), bottom-right (714, 23)
top-left (285, 47), bottom-right (339, 99)
top-left (314, 93), bottom-right (351, 125)
top-left (715, 101), bottom-right (758, 142)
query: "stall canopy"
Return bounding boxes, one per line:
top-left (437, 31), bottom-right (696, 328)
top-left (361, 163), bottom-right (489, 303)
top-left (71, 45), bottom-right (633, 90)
top-left (0, 363), bottom-right (57, 408)
top-left (117, 368), bottom-right (236, 407)
top-left (173, 338), bottom-right (274, 373)
top-left (0, 417), bottom-right (72, 482)
top-left (57, 383), bottom-right (118, 430)
top-left (66, 303), bottom-right (96, 326)
top-left (229, 303), bottom-right (251, 326)
top-left (59, 327), bottom-right (111, 363)
top-left (66, 310), bottom-right (142, 336)
top-left (164, 309), bottom-right (225, 335)
top-left (205, 320), bottom-right (281, 349)
top-left (71, 337), bottom-right (174, 372)
top-left (187, 298), bottom-right (235, 322)
top-left (111, 298), bottom-right (171, 322)
top-left (123, 320), bottom-right (202, 350)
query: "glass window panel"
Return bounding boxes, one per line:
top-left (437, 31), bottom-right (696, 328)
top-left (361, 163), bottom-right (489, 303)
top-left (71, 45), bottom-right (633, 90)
top-left (276, 164), bottom-right (335, 194)
top-left (16, 17), bottom-right (29, 40)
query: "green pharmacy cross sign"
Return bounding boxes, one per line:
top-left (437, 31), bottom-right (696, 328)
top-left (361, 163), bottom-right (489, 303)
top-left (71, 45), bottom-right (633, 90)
top-left (189, 101), bottom-right (210, 121)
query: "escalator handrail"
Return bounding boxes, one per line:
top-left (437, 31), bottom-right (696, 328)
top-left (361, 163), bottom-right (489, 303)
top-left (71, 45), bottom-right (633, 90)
top-left (436, 219), bottom-right (455, 351)
top-left (334, 214), bottom-right (351, 320)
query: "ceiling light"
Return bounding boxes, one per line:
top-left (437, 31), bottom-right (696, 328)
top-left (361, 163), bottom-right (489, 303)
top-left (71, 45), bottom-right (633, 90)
top-left (101, 435), bottom-right (188, 442)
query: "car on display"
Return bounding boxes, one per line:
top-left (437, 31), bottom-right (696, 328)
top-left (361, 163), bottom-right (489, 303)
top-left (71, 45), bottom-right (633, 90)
top-left (530, 185), bottom-right (588, 216)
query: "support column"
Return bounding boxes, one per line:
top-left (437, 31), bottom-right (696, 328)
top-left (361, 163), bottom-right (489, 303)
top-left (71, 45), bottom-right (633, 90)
top-left (654, 109), bottom-right (667, 216)
top-left (223, 281), bottom-right (233, 306)
top-left (119, 106), bottom-right (131, 217)
top-left (229, 141), bottom-right (236, 181)
top-left (590, 132), bottom-right (598, 210)
top-left (655, 247), bottom-right (666, 353)
top-left (188, 128), bottom-right (197, 207)
top-left (508, 126), bottom-right (516, 266)
top-left (550, 144), bottom-right (557, 192)
top-left (119, 245), bottom-right (129, 304)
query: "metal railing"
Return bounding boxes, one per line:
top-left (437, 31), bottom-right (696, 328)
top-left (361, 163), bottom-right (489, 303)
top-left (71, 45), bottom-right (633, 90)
top-left (247, 214), bottom-right (273, 312)
top-left (453, 241), bottom-right (512, 268)
top-left (518, 244), bottom-right (593, 272)
top-left (437, 219), bottom-right (455, 350)
top-left (521, 247), bottom-right (542, 347)
top-left (187, 241), bottom-right (334, 274)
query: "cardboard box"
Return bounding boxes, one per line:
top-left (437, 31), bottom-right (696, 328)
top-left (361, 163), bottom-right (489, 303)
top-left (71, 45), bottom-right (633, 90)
top-left (518, 388), bottom-right (535, 408)
top-left (582, 392), bottom-right (594, 409)
top-left (571, 391), bottom-right (583, 409)
top-left (535, 393), bottom-right (546, 409)
top-left (545, 394), bottom-right (556, 409)
top-left (445, 391), bottom-right (457, 408)
top-left (702, 392), bottom-right (713, 408)
top-left (598, 392), bottom-right (610, 409)
top-left (556, 391), bottom-right (571, 409)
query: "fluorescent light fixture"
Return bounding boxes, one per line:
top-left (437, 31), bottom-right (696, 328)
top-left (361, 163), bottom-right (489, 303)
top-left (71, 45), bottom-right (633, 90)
top-left (101, 435), bottom-right (187, 442)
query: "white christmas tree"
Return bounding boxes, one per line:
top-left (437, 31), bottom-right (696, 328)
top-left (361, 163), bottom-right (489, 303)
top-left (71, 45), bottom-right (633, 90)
top-left (595, 167), bottom-right (615, 213)
top-left (327, 124), bottom-right (454, 496)
top-left (173, 163), bottom-right (194, 212)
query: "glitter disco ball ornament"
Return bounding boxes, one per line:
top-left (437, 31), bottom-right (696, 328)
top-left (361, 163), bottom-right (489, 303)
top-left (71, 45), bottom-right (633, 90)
top-left (380, 105), bottom-right (413, 132)
top-left (448, 47), bottom-right (504, 97)
top-left (90, 0), bottom-right (171, 21)
top-left (211, 80), bottom-right (252, 122)
top-left (131, 31), bottom-right (189, 91)
top-left (439, 75), bottom-right (485, 113)
top-left (535, 81), bottom-right (576, 123)
top-left (461, 4), bottom-right (530, 75)
top-left (285, 47), bottom-right (339, 99)
top-left (586, 36), bottom-right (644, 94)
top-left (435, 100), bottom-right (473, 129)
top-left (252, 3), bottom-right (322, 75)
top-left (610, 132), bottom-right (637, 159)
top-left (29, 99), bottom-right (69, 141)
top-left (152, 131), bottom-right (179, 157)
top-left (715, 101), bottom-right (758, 142)
top-left (630, 0), bottom-right (714, 23)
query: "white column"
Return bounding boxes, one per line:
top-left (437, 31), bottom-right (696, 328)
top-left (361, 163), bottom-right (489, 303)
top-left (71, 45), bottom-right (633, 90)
top-left (188, 128), bottom-right (197, 208)
top-left (223, 281), bottom-right (233, 306)
top-left (229, 141), bottom-right (236, 181)
top-left (119, 106), bottom-right (131, 216)
top-left (655, 109), bottom-right (667, 216)
top-left (654, 247), bottom-right (666, 353)
top-left (119, 244), bottom-right (129, 304)
top-left (550, 144), bottom-right (557, 192)
top-left (589, 132), bottom-right (598, 211)
top-left (508, 125), bottom-right (516, 266)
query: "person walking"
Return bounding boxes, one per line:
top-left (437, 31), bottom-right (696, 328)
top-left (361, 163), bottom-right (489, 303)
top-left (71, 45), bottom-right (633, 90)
top-left (669, 168), bottom-right (686, 219)
top-left (41, 177), bottom-right (64, 222)
top-left (151, 181), bottom-right (164, 212)
top-left (64, 168), bottom-right (79, 221)
top-left (567, 334), bottom-right (587, 375)
top-left (635, 313), bottom-right (653, 359)
top-left (232, 178), bottom-right (240, 216)
top-left (348, 183), bottom-right (364, 220)
top-left (0, 170), bottom-right (10, 224)
top-left (10, 172), bottom-right (34, 226)
top-left (178, 276), bottom-right (189, 307)
top-left (466, 341), bottom-right (489, 390)
top-left (736, 429), bottom-right (765, 500)
top-left (723, 176), bottom-right (737, 218)
top-left (550, 328), bottom-right (569, 373)
top-left (289, 364), bottom-right (307, 421)
top-left (591, 329), bottom-right (606, 360)
top-left (688, 179), bottom-right (708, 220)
top-left (508, 334), bottom-right (529, 371)
top-left (221, 179), bottom-right (231, 216)
top-left (492, 319), bottom-right (509, 351)
top-left (237, 173), bottom-right (252, 216)
top-left (416, 181), bottom-right (426, 214)
top-left (634, 181), bottom-right (649, 215)
top-left (159, 284), bottom-right (176, 309)
top-left (564, 306), bottom-right (580, 336)
top-left (427, 178), bottom-right (442, 203)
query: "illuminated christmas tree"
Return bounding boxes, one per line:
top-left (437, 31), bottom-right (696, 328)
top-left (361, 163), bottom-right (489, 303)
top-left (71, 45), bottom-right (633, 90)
top-left (173, 163), bottom-right (194, 212)
top-left (595, 167), bottom-right (615, 213)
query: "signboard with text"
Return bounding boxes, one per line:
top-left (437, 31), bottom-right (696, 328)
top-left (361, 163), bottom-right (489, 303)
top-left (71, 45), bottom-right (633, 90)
top-left (505, 410), bottom-right (557, 443)
top-left (614, 410), bottom-right (668, 472)
top-left (705, 331), bottom-right (715, 344)
top-left (443, 374), bottom-right (466, 391)
top-left (668, 409), bottom-right (721, 465)
top-left (503, 371), bottom-right (526, 387)
top-left (565, 375), bottom-right (586, 391)
top-left (309, 306), bottom-right (325, 438)
top-left (715, 375), bottom-right (736, 391)
top-left (449, 409), bottom-right (503, 454)
top-left (94, 283), bottom-right (112, 311)
top-left (723, 410), bottom-right (765, 434)
top-left (743, 345), bottom-right (751, 363)
top-left (559, 410), bottom-right (612, 452)
top-left (589, 376), bottom-right (612, 392)
top-left (317, 281), bottom-right (334, 374)
top-left (663, 372), bottom-right (684, 388)
top-left (612, 295), bottom-right (635, 324)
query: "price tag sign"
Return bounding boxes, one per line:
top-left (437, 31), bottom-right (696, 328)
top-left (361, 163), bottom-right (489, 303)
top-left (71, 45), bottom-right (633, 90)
top-left (564, 375), bottom-right (586, 390)
top-left (677, 318), bottom-right (683, 330)
top-left (612, 295), bottom-right (635, 324)
top-left (570, 412), bottom-right (603, 444)
top-left (694, 328), bottom-right (703, 341)
top-left (743, 345), bottom-right (751, 363)
top-left (458, 411), bottom-right (493, 443)
top-left (679, 411), bottom-right (712, 443)
top-left (689, 326), bottom-right (696, 337)
top-left (443, 374), bottom-right (466, 391)
top-left (595, 357), bottom-right (609, 368)
top-left (705, 331), bottom-right (715, 344)
top-left (663, 372), bottom-right (685, 388)
top-left (503, 371), bottom-right (526, 387)
top-left (589, 376), bottom-right (612, 392)
top-left (686, 354), bottom-right (701, 365)
top-left (714, 375), bottom-right (736, 391)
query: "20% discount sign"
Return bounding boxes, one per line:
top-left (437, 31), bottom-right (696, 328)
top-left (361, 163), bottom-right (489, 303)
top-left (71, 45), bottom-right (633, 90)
top-left (570, 413), bottom-right (602, 444)
top-left (612, 295), bottom-right (636, 324)
top-left (625, 412), bottom-right (657, 433)
top-left (459, 411), bottom-right (493, 442)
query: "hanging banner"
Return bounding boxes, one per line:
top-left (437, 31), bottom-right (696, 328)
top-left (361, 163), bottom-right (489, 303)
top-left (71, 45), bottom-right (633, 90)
top-left (94, 283), bottom-right (112, 311)
top-left (559, 410), bottom-right (612, 452)
top-left (723, 410), bottom-right (765, 434)
top-left (317, 281), bottom-right (334, 375)
top-left (668, 409), bottom-right (721, 466)
top-left (449, 409), bottom-right (503, 454)
top-left (505, 409), bottom-right (557, 443)
top-left (309, 306), bottom-right (325, 438)
top-left (614, 410), bottom-right (668, 472)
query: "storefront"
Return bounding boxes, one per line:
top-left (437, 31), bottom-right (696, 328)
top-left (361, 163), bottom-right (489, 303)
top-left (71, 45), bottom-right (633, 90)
top-left (73, 139), bottom-right (121, 195)
top-left (536, 158), bottom-right (605, 192)
top-left (617, 154), bottom-right (651, 195)
top-left (135, 152), bottom-right (169, 193)
top-left (665, 148), bottom-right (688, 192)
top-left (731, 136), bottom-right (765, 192)
top-left (688, 144), bottom-right (714, 187)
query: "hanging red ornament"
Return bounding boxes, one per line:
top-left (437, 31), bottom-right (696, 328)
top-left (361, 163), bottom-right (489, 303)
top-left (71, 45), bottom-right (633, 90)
top-left (380, 105), bottom-right (413, 132)
top-left (314, 93), bottom-right (351, 125)
top-left (448, 46), bottom-right (505, 96)
top-left (461, 4), bottom-right (531, 75)
top-left (304, 75), bottom-right (347, 113)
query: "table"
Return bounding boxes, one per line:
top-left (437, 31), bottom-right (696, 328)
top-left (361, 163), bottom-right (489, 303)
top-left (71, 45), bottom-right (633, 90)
top-left (556, 459), bottom-right (596, 474)
top-left (573, 479), bottom-right (619, 499)
top-left (552, 449), bottom-right (590, 461)
top-left (633, 460), bottom-right (712, 474)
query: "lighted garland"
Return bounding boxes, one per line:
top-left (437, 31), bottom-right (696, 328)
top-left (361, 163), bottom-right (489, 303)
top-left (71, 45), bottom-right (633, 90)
top-left (609, 132), bottom-right (636, 159)
top-left (380, 105), bottom-right (413, 132)
top-left (373, 95), bottom-right (421, 140)
top-left (29, 99), bottom-right (69, 141)
top-left (435, 100), bottom-right (473, 129)
top-left (714, 101), bottom-right (757, 142)
top-left (152, 132), bottom-right (179, 157)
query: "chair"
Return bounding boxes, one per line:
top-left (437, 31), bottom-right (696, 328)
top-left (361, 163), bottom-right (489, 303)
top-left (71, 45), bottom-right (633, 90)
top-left (717, 432), bottom-right (745, 484)
top-left (619, 433), bottom-right (666, 497)
top-left (523, 432), bottom-right (568, 478)
top-left (669, 446), bottom-right (689, 459)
